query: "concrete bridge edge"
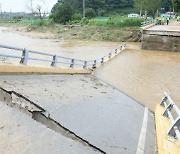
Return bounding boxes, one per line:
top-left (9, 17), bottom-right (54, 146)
top-left (155, 105), bottom-right (180, 154)
top-left (0, 64), bottom-right (92, 74)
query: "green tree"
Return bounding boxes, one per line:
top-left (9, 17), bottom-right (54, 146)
top-left (51, 0), bottom-right (135, 17)
top-left (172, 0), bottom-right (180, 10)
top-left (162, 0), bottom-right (172, 11)
top-left (134, 0), bottom-right (144, 16)
top-left (51, 1), bottom-right (73, 24)
top-left (85, 8), bottom-right (96, 18)
top-left (86, 0), bottom-right (106, 11)
top-left (134, 0), bottom-right (162, 18)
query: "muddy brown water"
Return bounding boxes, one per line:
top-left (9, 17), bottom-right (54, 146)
top-left (0, 27), bottom-right (180, 111)
top-left (0, 27), bottom-right (120, 62)
top-left (94, 43), bottom-right (180, 111)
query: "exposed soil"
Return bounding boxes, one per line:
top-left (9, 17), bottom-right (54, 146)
top-left (0, 22), bottom-right (142, 42)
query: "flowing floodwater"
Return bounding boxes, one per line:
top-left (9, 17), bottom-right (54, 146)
top-left (0, 27), bottom-right (120, 64)
top-left (0, 27), bottom-right (180, 111)
top-left (94, 43), bottom-right (180, 111)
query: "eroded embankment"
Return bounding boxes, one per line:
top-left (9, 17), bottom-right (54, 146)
top-left (0, 24), bottom-right (141, 42)
top-left (0, 87), bottom-right (106, 154)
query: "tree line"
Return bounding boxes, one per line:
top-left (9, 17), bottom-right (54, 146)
top-left (50, 0), bottom-right (180, 23)
top-left (50, 0), bottom-right (134, 23)
top-left (52, 0), bottom-right (134, 13)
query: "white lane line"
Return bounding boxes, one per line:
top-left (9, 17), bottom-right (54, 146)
top-left (136, 107), bottom-right (148, 154)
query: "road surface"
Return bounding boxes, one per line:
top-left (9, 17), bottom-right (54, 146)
top-left (0, 74), bottom-right (156, 154)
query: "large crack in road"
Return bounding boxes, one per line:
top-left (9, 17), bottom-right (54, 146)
top-left (0, 87), bottom-right (106, 154)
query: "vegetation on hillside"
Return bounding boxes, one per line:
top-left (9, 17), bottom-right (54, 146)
top-left (50, 0), bottom-right (175, 23)
top-left (172, 0), bottom-right (180, 10)
top-left (0, 0), bottom-right (177, 42)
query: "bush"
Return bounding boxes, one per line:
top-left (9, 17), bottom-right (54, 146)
top-left (80, 18), bottom-right (89, 25)
top-left (85, 8), bottom-right (96, 18)
top-left (72, 13), bottom-right (83, 20)
top-left (68, 20), bottom-right (81, 25)
top-left (88, 19), bottom-right (108, 26)
top-left (24, 18), bottom-right (55, 26)
top-left (97, 9), bottom-right (106, 16)
top-left (36, 20), bottom-right (45, 26)
top-left (13, 16), bottom-right (23, 22)
top-left (51, 2), bottom-right (73, 24)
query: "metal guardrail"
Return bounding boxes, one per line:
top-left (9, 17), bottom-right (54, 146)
top-left (160, 92), bottom-right (180, 142)
top-left (141, 19), bottom-right (154, 27)
top-left (0, 43), bottom-right (126, 69)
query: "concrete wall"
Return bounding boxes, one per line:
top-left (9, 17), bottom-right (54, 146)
top-left (142, 30), bottom-right (180, 51)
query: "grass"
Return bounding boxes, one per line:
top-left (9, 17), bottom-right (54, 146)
top-left (88, 17), bottom-right (145, 27)
top-left (0, 17), bottom-right (142, 42)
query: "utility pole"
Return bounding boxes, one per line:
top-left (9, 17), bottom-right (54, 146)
top-left (145, 11), bottom-right (147, 19)
top-left (157, 9), bottom-right (159, 17)
top-left (0, 4), bottom-right (2, 19)
top-left (140, 0), bottom-right (142, 17)
top-left (83, 0), bottom-right (85, 18)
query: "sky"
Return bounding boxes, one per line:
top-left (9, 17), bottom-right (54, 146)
top-left (0, 0), bottom-right (57, 12)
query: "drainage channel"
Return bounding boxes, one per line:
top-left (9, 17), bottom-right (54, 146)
top-left (0, 87), bottom-right (106, 154)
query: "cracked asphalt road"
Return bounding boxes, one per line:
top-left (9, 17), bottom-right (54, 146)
top-left (0, 74), bottom-right (156, 154)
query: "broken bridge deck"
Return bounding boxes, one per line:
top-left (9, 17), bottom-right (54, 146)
top-left (0, 74), bottom-right (156, 154)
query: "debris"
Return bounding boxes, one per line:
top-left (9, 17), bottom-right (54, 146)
top-left (0, 124), bottom-right (5, 129)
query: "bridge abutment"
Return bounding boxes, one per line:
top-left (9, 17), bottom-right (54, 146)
top-left (142, 24), bottom-right (180, 52)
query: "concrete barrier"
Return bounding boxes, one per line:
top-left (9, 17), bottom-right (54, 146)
top-left (141, 23), bottom-right (156, 30)
top-left (0, 64), bottom-right (92, 74)
top-left (155, 104), bottom-right (180, 154)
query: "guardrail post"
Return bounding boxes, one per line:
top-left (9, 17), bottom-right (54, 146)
top-left (160, 96), bottom-right (168, 106)
top-left (119, 46), bottom-right (122, 50)
top-left (51, 55), bottom-right (57, 67)
top-left (83, 61), bottom-right (87, 69)
top-left (167, 117), bottom-right (180, 137)
top-left (92, 60), bottom-right (97, 69)
top-left (115, 49), bottom-right (118, 54)
top-left (70, 59), bottom-right (74, 68)
top-left (101, 57), bottom-right (104, 63)
top-left (160, 93), bottom-right (180, 141)
top-left (162, 103), bottom-right (173, 117)
top-left (20, 48), bottom-right (29, 65)
top-left (109, 53), bottom-right (112, 58)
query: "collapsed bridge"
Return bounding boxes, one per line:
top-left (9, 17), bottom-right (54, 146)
top-left (0, 42), bottom-right (180, 153)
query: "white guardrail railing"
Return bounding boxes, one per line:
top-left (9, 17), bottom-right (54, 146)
top-left (160, 92), bottom-right (180, 142)
top-left (0, 43), bottom-right (126, 69)
top-left (141, 19), bottom-right (154, 27)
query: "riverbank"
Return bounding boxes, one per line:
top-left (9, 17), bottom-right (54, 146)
top-left (0, 21), bottom-right (141, 42)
